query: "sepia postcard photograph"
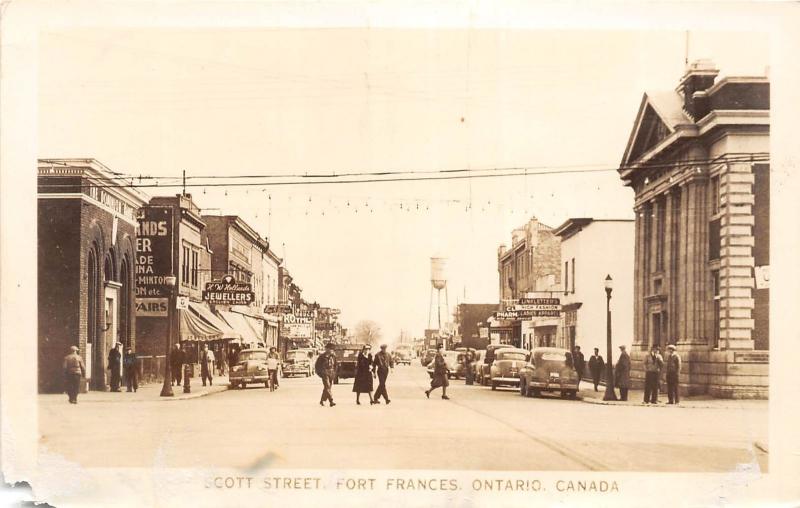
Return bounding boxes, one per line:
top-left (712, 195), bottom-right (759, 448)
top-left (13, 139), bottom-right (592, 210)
top-left (1, 1), bottom-right (799, 507)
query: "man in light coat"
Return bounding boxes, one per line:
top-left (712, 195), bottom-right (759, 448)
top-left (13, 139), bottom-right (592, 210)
top-left (63, 346), bottom-right (86, 404)
top-left (614, 345), bottom-right (631, 401)
top-left (665, 344), bottom-right (682, 404)
top-left (200, 344), bottom-right (215, 386)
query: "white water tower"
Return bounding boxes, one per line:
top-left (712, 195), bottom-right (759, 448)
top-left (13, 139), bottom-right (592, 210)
top-left (429, 257), bottom-right (449, 333)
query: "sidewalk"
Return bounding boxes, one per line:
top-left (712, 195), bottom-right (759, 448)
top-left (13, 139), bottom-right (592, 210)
top-left (577, 382), bottom-right (768, 410)
top-left (40, 376), bottom-right (229, 404)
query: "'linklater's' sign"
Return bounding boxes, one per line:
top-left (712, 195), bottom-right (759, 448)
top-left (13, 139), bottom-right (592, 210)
top-left (202, 275), bottom-right (255, 305)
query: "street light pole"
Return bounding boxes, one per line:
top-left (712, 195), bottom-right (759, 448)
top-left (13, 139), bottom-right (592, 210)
top-left (160, 275), bottom-right (177, 397)
top-left (603, 274), bottom-right (618, 401)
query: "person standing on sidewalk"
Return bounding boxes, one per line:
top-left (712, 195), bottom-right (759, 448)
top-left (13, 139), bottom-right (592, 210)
top-left (267, 347), bottom-right (280, 389)
top-left (464, 349), bottom-right (475, 385)
top-left (665, 344), bottom-right (682, 404)
top-left (588, 348), bottom-right (605, 392)
top-left (425, 344), bottom-right (450, 400)
top-left (643, 345), bottom-right (664, 404)
top-left (107, 342), bottom-right (122, 392)
top-left (123, 346), bottom-right (139, 393)
top-left (573, 346), bottom-right (586, 389)
top-left (63, 346), bottom-right (85, 404)
top-left (315, 342), bottom-right (338, 407)
top-left (170, 343), bottom-right (184, 386)
top-left (373, 344), bottom-right (394, 404)
top-left (614, 345), bottom-right (631, 401)
top-left (200, 344), bottom-right (215, 386)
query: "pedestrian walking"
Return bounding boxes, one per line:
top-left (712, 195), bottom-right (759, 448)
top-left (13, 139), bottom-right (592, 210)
top-left (588, 348), bottom-right (605, 392)
top-left (107, 342), bottom-right (122, 392)
top-left (219, 347), bottom-right (227, 376)
top-left (200, 344), bottom-right (215, 386)
top-left (643, 345), bottom-right (664, 404)
top-left (62, 346), bottom-right (85, 404)
top-left (665, 344), bottom-right (682, 404)
top-left (372, 344), bottom-right (394, 404)
top-left (425, 344), bottom-right (450, 400)
top-left (464, 348), bottom-right (475, 385)
top-left (614, 345), bottom-right (631, 401)
top-left (123, 346), bottom-right (139, 393)
top-left (267, 347), bottom-right (280, 391)
top-left (169, 343), bottom-right (184, 386)
top-left (315, 342), bottom-right (338, 407)
top-left (353, 344), bottom-right (376, 405)
top-left (573, 346), bottom-right (586, 389)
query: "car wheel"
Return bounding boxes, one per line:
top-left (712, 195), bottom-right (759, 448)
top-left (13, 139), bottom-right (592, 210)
top-left (265, 382), bottom-right (269, 388)
top-left (569, 390), bottom-right (577, 399)
top-left (333, 376), bottom-right (339, 384)
top-left (491, 381), bottom-right (497, 391)
top-left (519, 380), bottom-right (526, 396)
top-left (242, 383), bottom-right (247, 389)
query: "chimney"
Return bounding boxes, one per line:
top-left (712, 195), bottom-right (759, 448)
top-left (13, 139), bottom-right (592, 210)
top-left (677, 59), bottom-right (719, 120)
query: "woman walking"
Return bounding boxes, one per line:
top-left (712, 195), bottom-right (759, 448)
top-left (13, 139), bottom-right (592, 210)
top-left (353, 344), bottom-right (376, 405)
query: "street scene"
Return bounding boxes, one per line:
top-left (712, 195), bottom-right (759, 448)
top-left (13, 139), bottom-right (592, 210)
top-left (32, 26), bottom-right (772, 480)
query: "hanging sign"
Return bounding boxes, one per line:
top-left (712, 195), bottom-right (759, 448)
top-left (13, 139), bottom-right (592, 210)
top-left (135, 206), bottom-right (173, 298)
top-left (202, 275), bottom-right (255, 305)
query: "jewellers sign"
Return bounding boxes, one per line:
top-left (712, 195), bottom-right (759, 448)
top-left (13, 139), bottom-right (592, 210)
top-left (202, 275), bottom-right (255, 305)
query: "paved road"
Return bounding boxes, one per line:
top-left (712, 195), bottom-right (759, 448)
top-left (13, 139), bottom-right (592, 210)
top-left (39, 363), bottom-right (767, 471)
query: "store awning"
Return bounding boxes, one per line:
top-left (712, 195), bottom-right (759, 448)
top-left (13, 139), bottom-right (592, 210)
top-left (180, 308), bottom-right (223, 342)
top-left (218, 310), bottom-right (261, 345)
top-left (241, 314), bottom-right (265, 339)
top-left (189, 302), bottom-right (242, 342)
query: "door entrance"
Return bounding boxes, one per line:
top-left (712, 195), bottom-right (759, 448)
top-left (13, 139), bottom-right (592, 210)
top-left (100, 282), bottom-right (122, 389)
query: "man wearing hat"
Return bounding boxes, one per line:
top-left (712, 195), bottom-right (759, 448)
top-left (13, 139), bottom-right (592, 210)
top-left (123, 346), bottom-right (139, 393)
top-left (614, 345), bottom-right (631, 401)
top-left (372, 344), bottom-right (394, 404)
top-left (425, 343), bottom-right (450, 400)
top-left (665, 344), bottom-right (682, 404)
top-left (107, 342), bottom-right (122, 392)
top-left (643, 345), bottom-right (664, 404)
top-left (62, 346), bottom-right (86, 404)
top-left (314, 342), bottom-right (338, 407)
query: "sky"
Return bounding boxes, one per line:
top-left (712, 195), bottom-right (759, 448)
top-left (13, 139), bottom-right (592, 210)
top-left (38, 29), bottom-right (769, 339)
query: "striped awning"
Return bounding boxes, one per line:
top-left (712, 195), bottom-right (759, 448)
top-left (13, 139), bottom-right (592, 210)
top-left (180, 307), bottom-right (223, 342)
top-left (190, 302), bottom-right (241, 341)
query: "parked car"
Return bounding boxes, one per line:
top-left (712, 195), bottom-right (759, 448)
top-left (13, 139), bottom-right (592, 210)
top-left (518, 347), bottom-right (579, 399)
top-left (229, 348), bottom-right (270, 389)
top-left (480, 344), bottom-right (514, 386)
top-left (488, 347), bottom-right (530, 390)
top-left (393, 345), bottom-right (413, 365)
top-left (333, 344), bottom-right (363, 383)
top-left (282, 348), bottom-right (315, 377)
top-left (420, 349), bottom-right (437, 367)
top-left (426, 350), bottom-right (463, 379)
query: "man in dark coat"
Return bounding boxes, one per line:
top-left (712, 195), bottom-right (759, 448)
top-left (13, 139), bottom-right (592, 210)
top-left (373, 344), bottom-right (394, 404)
top-left (573, 346), bottom-right (586, 389)
top-left (464, 348), bottom-right (475, 385)
top-left (425, 344), bottom-right (450, 400)
top-left (123, 346), bottom-right (139, 393)
top-left (315, 342), bottom-right (338, 407)
top-left (665, 344), bottom-right (682, 404)
top-left (588, 348), bottom-right (605, 392)
top-left (614, 345), bottom-right (631, 401)
top-left (63, 346), bottom-right (86, 404)
top-left (170, 343), bottom-right (184, 386)
top-left (643, 345), bottom-right (664, 404)
top-left (352, 345), bottom-right (375, 404)
top-left (107, 342), bottom-right (122, 392)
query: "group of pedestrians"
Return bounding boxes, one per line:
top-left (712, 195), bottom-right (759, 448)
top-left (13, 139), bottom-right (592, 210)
top-left (170, 343), bottom-right (216, 387)
top-left (62, 342), bottom-right (140, 404)
top-left (314, 342), bottom-right (395, 407)
top-left (571, 343), bottom-right (682, 404)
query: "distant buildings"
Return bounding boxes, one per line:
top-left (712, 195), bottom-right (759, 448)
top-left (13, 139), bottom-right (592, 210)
top-left (454, 303), bottom-right (499, 350)
top-left (37, 158), bottom-right (343, 393)
top-left (552, 218), bottom-right (635, 355)
top-left (618, 60), bottom-right (769, 398)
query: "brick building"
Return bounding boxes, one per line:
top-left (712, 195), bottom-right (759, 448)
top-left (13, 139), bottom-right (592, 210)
top-left (618, 60), bottom-right (769, 398)
top-left (454, 303), bottom-right (498, 350)
top-left (494, 216), bottom-right (562, 348)
top-left (38, 159), bottom-right (148, 393)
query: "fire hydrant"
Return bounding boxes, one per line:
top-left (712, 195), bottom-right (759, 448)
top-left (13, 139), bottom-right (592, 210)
top-left (183, 364), bottom-right (191, 393)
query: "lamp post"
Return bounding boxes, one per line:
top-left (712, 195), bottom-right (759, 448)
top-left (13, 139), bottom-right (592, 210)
top-left (603, 274), bottom-right (617, 401)
top-left (160, 275), bottom-right (177, 397)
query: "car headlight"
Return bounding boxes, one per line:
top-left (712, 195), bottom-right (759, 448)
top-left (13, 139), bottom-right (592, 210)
top-left (231, 365), bottom-right (242, 372)
top-left (257, 365), bottom-right (267, 371)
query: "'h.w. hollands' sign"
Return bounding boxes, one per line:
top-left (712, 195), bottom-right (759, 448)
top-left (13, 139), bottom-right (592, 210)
top-left (203, 275), bottom-right (255, 305)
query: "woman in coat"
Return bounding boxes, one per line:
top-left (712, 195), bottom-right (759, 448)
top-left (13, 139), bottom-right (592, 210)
top-left (352, 344), bottom-right (376, 405)
top-left (614, 345), bottom-right (631, 401)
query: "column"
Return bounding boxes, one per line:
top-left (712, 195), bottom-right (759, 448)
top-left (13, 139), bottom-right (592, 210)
top-left (633, 205), bottom-right (644, 348)
top-left (663, 189), bottom-right (674, 342)
top-left (720, 162), bottom-right (756, 350)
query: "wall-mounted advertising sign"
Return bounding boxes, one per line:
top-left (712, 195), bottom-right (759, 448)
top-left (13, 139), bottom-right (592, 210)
top-left (265, 304), bottom-right (293, 314)
top-left (135, 298), bottom-right (168, 317)
top-left (135, 206), bottom-right (173, 299)
top-left (202, 275), bottom-right (255, 305)
top-left (511, 297), bottom-right (561, 317)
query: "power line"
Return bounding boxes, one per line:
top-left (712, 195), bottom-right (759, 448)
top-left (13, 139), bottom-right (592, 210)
top-left (37, 153), bottom-right (769, 190)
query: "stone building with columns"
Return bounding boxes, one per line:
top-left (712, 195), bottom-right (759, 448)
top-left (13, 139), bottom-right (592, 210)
top-left (618, 60), bottom-right (769, 398)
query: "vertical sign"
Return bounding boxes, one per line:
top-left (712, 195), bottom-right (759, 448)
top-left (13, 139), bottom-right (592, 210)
top-left (135, 206), bottom-right (173, 316)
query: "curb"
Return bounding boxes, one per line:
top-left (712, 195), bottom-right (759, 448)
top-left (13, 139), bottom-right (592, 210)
top-left (579, 396), bottom-right (753, 410)
top-left (161, 385), bottom-right (229, 401)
